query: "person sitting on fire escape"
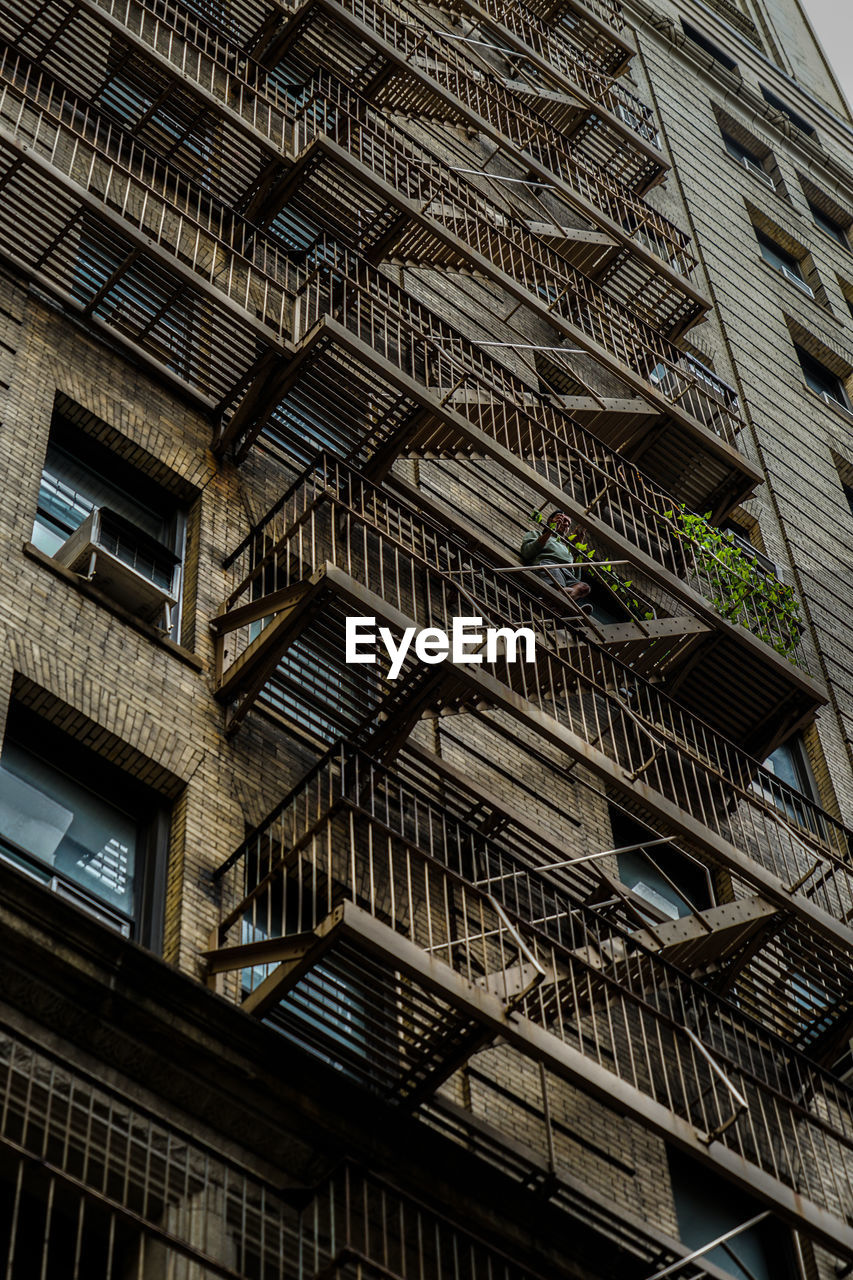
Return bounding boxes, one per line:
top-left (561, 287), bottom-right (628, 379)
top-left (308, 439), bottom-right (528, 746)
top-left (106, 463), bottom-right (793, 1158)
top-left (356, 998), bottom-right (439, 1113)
top-left (519, 511), bottom-right (592, 613)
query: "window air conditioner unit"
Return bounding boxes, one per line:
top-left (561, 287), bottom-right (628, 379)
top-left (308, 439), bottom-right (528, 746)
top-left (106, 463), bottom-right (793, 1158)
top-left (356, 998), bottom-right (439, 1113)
top-left (53, 507), bottom-right (180, 631)
top-left (779, 263), bottom-right (814, 296)
top-left (740, 154), bottom-right (775, 188)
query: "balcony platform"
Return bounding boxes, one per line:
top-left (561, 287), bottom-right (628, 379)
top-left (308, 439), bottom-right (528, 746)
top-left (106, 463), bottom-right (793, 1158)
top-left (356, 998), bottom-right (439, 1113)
top-left (434, 0), bottom-right (667, 193)
top-left (252, 0), bottom-right (702, 294)
top-left (204, 891), bottom-right (853, 1259)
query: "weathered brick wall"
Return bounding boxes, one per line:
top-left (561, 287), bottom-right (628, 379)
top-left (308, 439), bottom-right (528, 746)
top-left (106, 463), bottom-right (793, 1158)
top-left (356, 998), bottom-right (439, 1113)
top-left (0, 278), bottom-right (317, 978)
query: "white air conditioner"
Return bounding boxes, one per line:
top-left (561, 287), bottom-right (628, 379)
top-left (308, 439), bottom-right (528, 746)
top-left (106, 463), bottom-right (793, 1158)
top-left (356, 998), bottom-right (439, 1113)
top-left (53, 508), bottom-right (179, 631)
top-left (740, 154), bottom-right (775, 188)
top-left (778, 263), bottom-right (814, 297)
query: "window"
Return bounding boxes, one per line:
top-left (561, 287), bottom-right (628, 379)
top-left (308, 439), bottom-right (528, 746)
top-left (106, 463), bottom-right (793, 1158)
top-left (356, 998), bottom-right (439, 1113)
top-left (763, 733), bottom-right (817, 796)
top-left (611, 810), bottom-right (713, 920)
top-left (33, 415), bottom-right (186, 636)
top-left (721, 519), bottom-right (778, 577)
top-left (668, 1151), bottom-right (796, 1280)
top-left (795, 344), bottom-right (852, 411)
top-left (754, 732), bottom-right (828, 841)
top-left (0, 706), bottom-right (169, 945)
top-left (681, 21), bottom-right (737, 72)
top-left (241, 869), bottom-right (370, 1080)
top-left (760, 85), bottom-right (816, 137)
top-left (808, 199), bottom-right (849, 249)
top-left (721, 133), bottom-right (775, 188)
top-left (755, 230), bottom-right (813, 296)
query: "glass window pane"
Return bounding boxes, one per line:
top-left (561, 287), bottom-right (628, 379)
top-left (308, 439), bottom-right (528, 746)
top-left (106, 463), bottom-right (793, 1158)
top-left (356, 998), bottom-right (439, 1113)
top-left (756, 232), bottom-right (800, 276)
top-left (0, 742), bottom-right (137, 916)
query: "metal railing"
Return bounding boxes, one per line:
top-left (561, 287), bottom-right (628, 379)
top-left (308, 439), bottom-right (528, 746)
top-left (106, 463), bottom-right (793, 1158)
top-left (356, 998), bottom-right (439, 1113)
top-left (288, 244), bottom-right (742, 450)
top-left (0, 1025), bottom-right (302, 1277)
top-left (0, 69), bottom-right (782, 651)
top-left (277, 0), bottom-right (694, 272)
top-left (10, 0), bottom-right (691, 337)
top-left (86, 0), bottom-right (689, 265)
top-left (212, 745), bottom-right (853, 1235)
top-left (0, 57), bottom-right (301, 338)
top-left (7, 1025), bottom-right (682, 1280)
top-left (230, 338), bottom-right (792, 661)
top-left (288, 77), bottom-right (709, 367)
top-left (219, 460), bottom-right (852, 929)
top-left (439, 0), bottom-right (658, 147)
top-left (303, 1159), bottom-right (726, 1280)
top-left (33, 0), bottom-right (295, 200)
top-left (0, 52), bottom-right (719, 441)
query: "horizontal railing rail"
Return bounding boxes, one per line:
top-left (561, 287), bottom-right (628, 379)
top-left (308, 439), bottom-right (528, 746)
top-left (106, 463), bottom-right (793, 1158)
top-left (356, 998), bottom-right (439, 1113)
top-left (219, 459), bottom-right (852, 927)
top-left (213, 745), bottom-right (853, 1235)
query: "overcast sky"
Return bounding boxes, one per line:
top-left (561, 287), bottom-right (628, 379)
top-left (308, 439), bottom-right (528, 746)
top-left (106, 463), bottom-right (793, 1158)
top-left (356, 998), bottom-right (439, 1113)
top-left (800, 0), bottom-right (853, 114)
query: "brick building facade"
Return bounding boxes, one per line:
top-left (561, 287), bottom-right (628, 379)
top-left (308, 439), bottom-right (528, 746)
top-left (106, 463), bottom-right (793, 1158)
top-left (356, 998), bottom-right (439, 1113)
top-left (0, 0), bottom-right (850, 1276)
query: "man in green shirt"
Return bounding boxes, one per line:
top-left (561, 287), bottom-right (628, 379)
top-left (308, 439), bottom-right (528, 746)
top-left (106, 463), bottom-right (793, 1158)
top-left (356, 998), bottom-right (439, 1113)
top-left (519, 511), bottom-right (592, 610)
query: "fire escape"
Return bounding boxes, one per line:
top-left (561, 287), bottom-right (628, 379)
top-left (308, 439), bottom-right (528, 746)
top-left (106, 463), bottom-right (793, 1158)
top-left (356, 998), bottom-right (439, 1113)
top-left (1, 0), bottom-right (851, 1272)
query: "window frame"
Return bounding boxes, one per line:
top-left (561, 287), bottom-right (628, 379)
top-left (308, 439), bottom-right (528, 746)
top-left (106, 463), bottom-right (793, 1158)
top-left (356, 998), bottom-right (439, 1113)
top-left (0, 706), bottom-right (169, 949)
top-left (807, 200), bottom-right (849, 250)
top-left (33, 416), bottom-right (189, 641)
top-left (721, 133), bottom-right (775, 189)
top-left (681, 21), bottom-right (738, 72)
top-left (794, 344), bottom-right (853, 412)
top-left (760, 85), bottom-right (816, 138)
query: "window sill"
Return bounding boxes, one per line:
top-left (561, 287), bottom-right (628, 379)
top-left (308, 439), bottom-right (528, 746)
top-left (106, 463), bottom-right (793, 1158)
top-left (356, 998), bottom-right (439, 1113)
top-left (23, 542), bottom-right (204, 672)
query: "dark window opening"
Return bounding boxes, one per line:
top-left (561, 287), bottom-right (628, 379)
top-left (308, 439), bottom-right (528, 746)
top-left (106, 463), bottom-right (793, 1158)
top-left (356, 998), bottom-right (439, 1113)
top-left (668, 1150), bottom-right (796, 1279)
top-left (33, 415), bottom-right (187, 637)
top-left (0, 705), bottom-right (169, 947)
top-left (763, 733), bottom-right (817, 797)
top-left (807, 199), bottom-right (849, 249)
top-left (755, 732), bottom-right (828, 842)
top-left (755, 230), bottom-right (812, 295)
top-left (760, 85), bottom-right (816, 137)
top-left (721, 519), bottom-right (778, 577)
top-left (794, 344), bottom-right (852, 410)
top-left (610, 809), bottom-right (713, 920)
top-left (721, 133), bottom-right (774, 188)
top-left (240, 866), bottom-right (371, 1082)
top-left (681, 21), bottom-right (738, 72)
